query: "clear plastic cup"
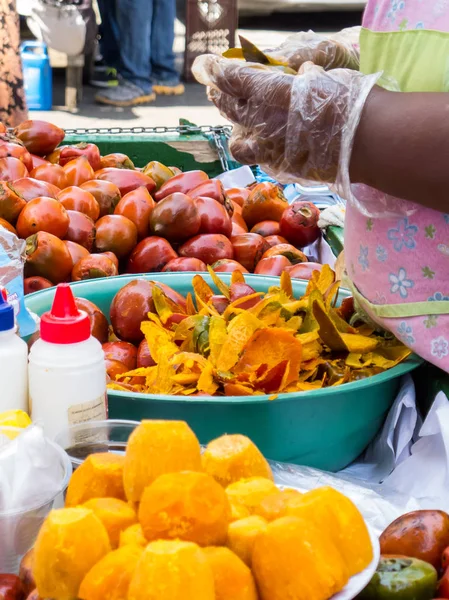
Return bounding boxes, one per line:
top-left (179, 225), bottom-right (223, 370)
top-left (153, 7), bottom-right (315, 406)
top-left (0, 427), bottom-right (72, 574)
top-left (54, 420), bottom-right (140, 469)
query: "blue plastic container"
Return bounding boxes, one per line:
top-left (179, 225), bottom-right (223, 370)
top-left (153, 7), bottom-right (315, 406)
top-left (21, 41), bottom-right (52, 110)
top-left (25, 273), bottom-right (422, 472)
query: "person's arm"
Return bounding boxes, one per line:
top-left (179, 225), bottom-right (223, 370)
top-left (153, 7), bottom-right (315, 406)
top-left (194, 54), bottom-right (449, 211)
top-left (350, 87), bottom-right (449, 211)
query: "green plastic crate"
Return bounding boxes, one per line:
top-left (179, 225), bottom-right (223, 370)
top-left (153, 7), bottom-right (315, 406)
top-left (63, 126), bottom-right (232, 176)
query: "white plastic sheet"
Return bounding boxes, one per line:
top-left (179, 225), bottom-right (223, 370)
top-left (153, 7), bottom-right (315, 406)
top-left (0, 426), bottom-right (71, 573)
top-left (272, 461), bottom-right (423, 537)
top-left (385, 392), bottom-right (449, 510)
top-left (215, 166), bottom-right (256, 189)
top-left (272, 376), bottom-right (449, 535)
top-left (0, 426), bottom-right (68, 513)
top-left (343, 375), bottom-right (421, 483)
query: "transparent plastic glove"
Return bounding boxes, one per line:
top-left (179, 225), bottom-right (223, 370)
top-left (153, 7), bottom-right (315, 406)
top-left (193, 55), bottom-right (380, 185)
top-left (265, 26), bottom-right (361, 72)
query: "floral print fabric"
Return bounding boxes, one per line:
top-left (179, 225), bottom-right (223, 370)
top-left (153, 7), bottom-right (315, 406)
top-left (363, 0), bottom-right (449, 32)
top-left (345, 0), bottom-right (449, 371)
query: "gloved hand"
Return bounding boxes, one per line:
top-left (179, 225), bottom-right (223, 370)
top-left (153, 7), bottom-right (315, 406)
top-left (264, 27), bottom-right (361, 72)
top-left (193, 55), bottom-right (380, 185)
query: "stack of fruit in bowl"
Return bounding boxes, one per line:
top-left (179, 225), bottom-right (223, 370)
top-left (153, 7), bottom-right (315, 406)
top-left (0, 119), bottom-right (327, 292)
top-left (25, 266), bottom-right (410, 392)
top-left (16, 420), bottom-right (375, 600)
top-left (104, 268), bottom-right (411, 395)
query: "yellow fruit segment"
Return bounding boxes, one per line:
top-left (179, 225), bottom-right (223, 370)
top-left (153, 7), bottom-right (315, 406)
top-left (227, 515), bottom-right (267, 567)
top-left (123, 420), bottom-right (202, 503)
top-left (128, 540), bottom-right (215, 600)
top-left (292, 487), bottom-right (373, 576)
top-left (229, 500), bottom-right (251, 522)
top-left (252, 516), bottom-right (349, 600)
top-left (202, 434), bottom-right (273, 487)
top-left (0, 409), bottom-right (32, 439)
top-left (83, 497), bottom-right (137, 549)
top-left (33, 507), bottom-right (111, 600)
top-left (0, 409), bottom-right (31, 428)
top-left (119, 524), bottom-right (147, 548)
top-left (203, 546), bottom-right (258, 600)
top-left (139, 471), bottom-right (230, 546)
top-left (226, 477), bottom-right (278, 516)
top-left (254, 488), bottom-right (302, 522)
top-left (66, 453), bottom-right (126, 507)
top-left (79, 545), bottom-right (143, 600)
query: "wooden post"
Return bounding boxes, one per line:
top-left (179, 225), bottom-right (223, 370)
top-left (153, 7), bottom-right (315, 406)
top-left (184, 0), bottom-right (237, 81)
top-left (65, 54), bottom-right (85, 111)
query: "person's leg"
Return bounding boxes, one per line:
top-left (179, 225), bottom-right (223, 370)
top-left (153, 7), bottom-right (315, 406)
top-left (117, 0), bottom-right (153, 91)
top-left (96, 0), bottom-right (120, 69)
top-left (151, 0), bottom-right (184, 94)
top-left (96, 0), bottom-right (156, 106)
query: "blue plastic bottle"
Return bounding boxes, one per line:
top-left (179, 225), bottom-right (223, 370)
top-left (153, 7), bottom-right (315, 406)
top-left (20, 41), bottom-right (52, 110)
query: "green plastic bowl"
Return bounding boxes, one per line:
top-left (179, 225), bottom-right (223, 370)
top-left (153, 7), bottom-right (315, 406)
top-left (25, 273), bottom-right (421, 471)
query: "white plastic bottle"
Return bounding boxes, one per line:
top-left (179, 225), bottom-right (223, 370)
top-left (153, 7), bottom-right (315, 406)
top-left (29, 283), bottom-right (107, 440)
top-left (0, 291), bottom-right (28, 413)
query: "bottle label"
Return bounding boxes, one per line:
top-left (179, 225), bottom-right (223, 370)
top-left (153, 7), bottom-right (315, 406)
top-left (68, 394), bottom-right (107, 425)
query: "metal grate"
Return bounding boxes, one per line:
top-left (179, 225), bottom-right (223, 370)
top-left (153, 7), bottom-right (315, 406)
top-left (62, 124), bottom-right (237, 172)
top-left (63, 125), bottom-right (232, 136)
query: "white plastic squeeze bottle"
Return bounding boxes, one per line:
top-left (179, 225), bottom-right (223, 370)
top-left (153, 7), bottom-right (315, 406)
top-left (29, 283), bottom-right (107, 440)
top-left (0, 290), bottom-right (28, 413)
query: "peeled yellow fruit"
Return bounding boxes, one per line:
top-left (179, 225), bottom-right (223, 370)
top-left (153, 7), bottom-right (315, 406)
top-left (227, 515), bottom-right (268, 567)
top-left (79, 545), bottom-right (143, 600)
top-left (289, 487), bottom-right (373, 576)
top-left (252, 516), bottom-right (349, 600)
top-left (139, 471), bottom-right (230, 546)
top-left (255, 488), bottom-right (302, 522)
top-left (202, 434), bottom-right (273, 487)
top-left (123, 420), bottom-right (202, 503)
top-left (0, 409), bottom-right (32, 439)
top-left (203, 546), bottom-right (258, 600)
top-left (226, 477), bottom-right (278, 516)
top-left (229, 500), bottom-right (251, 522)
top-left (33, 507), bottom-right (111, 600)
top-left (83, 497), bottom-right (137, 549)
top-left (128, 540), bottom-right (215, 600)
top-left (66, 453), bottom-right (126, 507)
top-left (0, 409), bottom-right (31, 428)
top-left (119, 524), bottom-right (147, 548)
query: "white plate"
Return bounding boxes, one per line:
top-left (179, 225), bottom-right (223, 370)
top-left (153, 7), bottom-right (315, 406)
top-left (331, 526), bottom-right (380, 600)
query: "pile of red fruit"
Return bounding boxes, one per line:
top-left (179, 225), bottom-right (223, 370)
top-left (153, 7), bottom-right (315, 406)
top-left (0, 119), bottom-right (323, 294)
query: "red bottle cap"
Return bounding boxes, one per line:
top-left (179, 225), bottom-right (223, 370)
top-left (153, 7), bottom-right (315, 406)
top-left (40, 283), bottom-right (91, 344)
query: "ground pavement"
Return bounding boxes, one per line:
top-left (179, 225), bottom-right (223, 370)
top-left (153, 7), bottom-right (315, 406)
top-left (33, 27), bottom-right (297, 130)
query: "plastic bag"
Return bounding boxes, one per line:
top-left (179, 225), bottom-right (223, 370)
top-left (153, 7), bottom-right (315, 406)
top-left (195, 27), bottom-right (411, 220)
top-left (0, 425), bottom-right (71, 573)
top-left (27, 0), bottom-right (86, 56)
top-left (337, 137), bottom-right (419, 219)
top-left (0, 228), bottom-right (37, 338)
top-left (0, 426), bottom-right (68, 513)
top-left (194, 56), bottom-right (380, 186)
top-left (262, 27), bottom-right (361, 72)
top-left (337, 183), bottom-right (420, 219)
top-left (271, 462), bottom-right (431, 537)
